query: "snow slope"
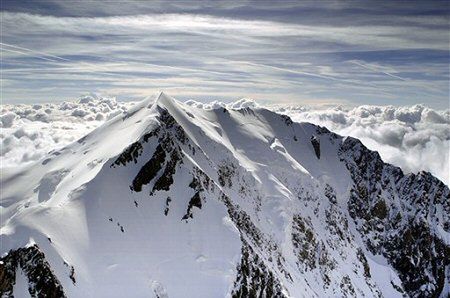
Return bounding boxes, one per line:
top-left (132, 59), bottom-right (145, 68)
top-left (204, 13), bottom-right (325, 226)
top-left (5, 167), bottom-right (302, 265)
top-left (1, 92), bottom-right (449, 297)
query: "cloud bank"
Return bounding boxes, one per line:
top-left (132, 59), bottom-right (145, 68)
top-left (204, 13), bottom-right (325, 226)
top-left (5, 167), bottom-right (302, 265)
top-left (184, 98), bottom-right (449, 184)
top-left (273, 104), bottom-right (449, 185)
top-left (2, 96), bottom-right (447, 185)
top-left (0, 95), bottom-right (133, 167)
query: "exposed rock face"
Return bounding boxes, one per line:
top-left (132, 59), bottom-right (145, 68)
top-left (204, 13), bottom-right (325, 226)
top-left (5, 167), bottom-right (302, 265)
top-left (232, 239), bottom-right (285, 298)
top-left (0, 245), bottom-right (66, 298)
top-left (340, 137), bottom-right (450, 298)
top-left (310, 136), bottom-right (321, 159)
top-left (152, 149), bottom-right (182, 193)
top-left (126, 111), bottom-right (185, 193)
top-left (292, 215), bottom-right (317, 271)
top-left (182, 191), bottom-right (202, 220)
top-left (111, 128), bottom-right (160, 167)
top-left (131, 144), bottom-right (166, 192)
top-left (111, 141), bottom-right (143, 167)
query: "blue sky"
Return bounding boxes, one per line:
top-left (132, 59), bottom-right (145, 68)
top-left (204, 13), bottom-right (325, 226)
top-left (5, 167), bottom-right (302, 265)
top-left (1, 0), bottom-right (449, 108)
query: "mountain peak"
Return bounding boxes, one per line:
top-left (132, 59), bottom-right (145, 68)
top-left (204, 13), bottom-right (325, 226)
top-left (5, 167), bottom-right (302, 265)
top-left (154, 91), bottom-right (178, 109)
top-left (1, 94), bottom-right (448, 298)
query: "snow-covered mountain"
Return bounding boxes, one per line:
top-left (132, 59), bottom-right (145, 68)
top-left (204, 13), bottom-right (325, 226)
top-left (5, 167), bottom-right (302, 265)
top-left (1, 92), bottom-right (448, 298)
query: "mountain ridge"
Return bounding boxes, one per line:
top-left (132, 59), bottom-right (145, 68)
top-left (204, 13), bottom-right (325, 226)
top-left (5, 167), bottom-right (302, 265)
top-left (1, 92), bottom-right (448, 297)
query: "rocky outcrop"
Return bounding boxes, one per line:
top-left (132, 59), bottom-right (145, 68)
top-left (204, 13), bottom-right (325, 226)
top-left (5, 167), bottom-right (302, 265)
top-left (340, 137), bottom-right (450, 298)
top-left (130, 144), bottom-right (166, 192)
top-left (310, 136), bottom-right (320, 159)
top-left (232, 240), bottom-right (285, 298)
top-left (0, 245), bottom-right (66, 298)
top-left (111, 128), bottom-right (160, 167)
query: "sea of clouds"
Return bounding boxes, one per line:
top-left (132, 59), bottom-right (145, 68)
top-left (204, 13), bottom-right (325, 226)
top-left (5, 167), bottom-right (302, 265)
top-left (186, 98), bottom-right (449, 185)
top-left (1, 96), bottom-right (448, 185)
top-left (0, 94), bottom-right (134, 167)
top-left (276, 104), bottom-right (449, 186)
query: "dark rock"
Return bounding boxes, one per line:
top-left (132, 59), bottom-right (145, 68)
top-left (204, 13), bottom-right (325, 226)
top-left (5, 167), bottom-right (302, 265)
top-left (357, 249), bottom-right (371, 279)
top-left (0, 245), bottom-right (66, 297)
top-left (231, 239), bottom-right (286, 298)
top-left (292, 215), bottom-right (317, 271)
top-left (112, 127), bottom-right (160, 168)
top-left (182, 192), bottom-right (202, 220)
top-left (131, 144), bottom-right (166, 192)
top-left (310, 136), bottom-right (320, 159)
top-left (218, 162), bottom-right (236, 188)
top-left (340, 137), bottom-right (450, 298)
top-left (112, 141), bottom-right (143, 167)
top-left (164, 197), bottom-right (171, 216)
top-left (280, 114), bottom-right (293, 126)
top-left (152, 150), bottom-right (181, 193)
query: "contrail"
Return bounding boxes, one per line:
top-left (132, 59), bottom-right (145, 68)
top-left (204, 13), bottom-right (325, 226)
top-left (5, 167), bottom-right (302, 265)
top-left (1, 43), bottom-right (134, 78)
top-left (349, 60), bottom-right (407, 81)
top-left (229, 59), bottom-right (394, 95)
top-left (1, 42), bottom-right (71, 62)
top-left (234, 60), bottom-right (344, 82)
top-left (349, 60), bottom-right (447, 96)
top-left (1, 48), bottom-right (61, 63)
top-left (1, 42), bottom-right (235, 79)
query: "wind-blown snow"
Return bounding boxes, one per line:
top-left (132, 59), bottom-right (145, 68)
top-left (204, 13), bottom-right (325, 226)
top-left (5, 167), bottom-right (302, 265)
top-left (1, 96), bottom-right (448, 185)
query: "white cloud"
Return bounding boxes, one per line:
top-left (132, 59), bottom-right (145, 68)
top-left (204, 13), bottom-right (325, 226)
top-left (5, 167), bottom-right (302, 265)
top-left (274, 104), bottom-right (450, 185)
top-left (0, 95), bottom-right (133, 168)
top-left (185, 98), bottom-right (258, 110)
top-left (229, 98), bottom-right (259, 109)
top-left (0, 112), bottom-right (17, 128)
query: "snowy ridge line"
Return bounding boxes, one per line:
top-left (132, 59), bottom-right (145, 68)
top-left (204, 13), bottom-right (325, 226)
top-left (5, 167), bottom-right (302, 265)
top-left (2, 94), bottom-right (448, 186)
top-left (0, 92), bottom-right (449, 297)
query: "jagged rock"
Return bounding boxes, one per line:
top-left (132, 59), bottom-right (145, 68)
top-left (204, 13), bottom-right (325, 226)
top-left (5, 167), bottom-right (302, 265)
top-left (292, 215), bottom-right (317, 271)
top-left (182, 191), bottom-right (202, 220)
top-left (111, 141), bottom-right (143, 167)
top-left (310, 135), bottom-right (320, 159)
top-left (218, 162), bottom-right (236, 188)
top-left (131, 144), bottom-right (166, 192)
top-left (112, 127), bottom-right (160, 167)
top-left (341, 137), bottom-right (450, 298)
top-left (152, 149), bottom-right (181, 192)
top-left (232, 240), bottom-right (285, 298)
top-left (0, 245), bottom-right (66, 298)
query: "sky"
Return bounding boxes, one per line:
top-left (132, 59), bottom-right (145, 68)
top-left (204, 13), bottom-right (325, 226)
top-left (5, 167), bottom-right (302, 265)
top-left (1, 0), bottom-right (449, 108)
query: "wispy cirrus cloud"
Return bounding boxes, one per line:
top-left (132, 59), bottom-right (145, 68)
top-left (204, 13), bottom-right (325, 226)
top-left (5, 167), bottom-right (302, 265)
top-left (1, 1), bottom-right (449, 108)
